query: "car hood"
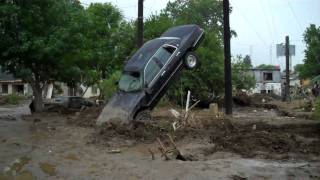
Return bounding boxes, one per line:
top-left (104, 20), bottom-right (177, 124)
top-left (96, 91), bottom-right (145, 126)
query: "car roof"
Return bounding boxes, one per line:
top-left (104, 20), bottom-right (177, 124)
top-left (161, 24), bottom-right (200, 40)
top-left (124, 38), bottom-right (180, 72)
top-left (123, 24), bottom-right (202, 72)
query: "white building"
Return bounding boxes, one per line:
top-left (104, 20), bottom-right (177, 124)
top-left (0, 72), bottom-right (32, 96)
top-left (0, 72), bottom-right (99, 98)
top-left (250, 67), bottom-right (282, 96)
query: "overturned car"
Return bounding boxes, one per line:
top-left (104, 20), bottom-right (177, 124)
top-left (97, 24), bottom-right (205, 126)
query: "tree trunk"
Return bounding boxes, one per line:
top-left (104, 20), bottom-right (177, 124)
top-left (32, 82), bottom-right (43, 112)
top-left (82, 86), bottom-right (89, 97)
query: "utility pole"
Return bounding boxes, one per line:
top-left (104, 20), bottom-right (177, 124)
top-left (137, 0), bottom-right (144, 47)
top-left (223, 0), bottom-right (232, 115)
top-left (284, 36), bottom-right (290, 101)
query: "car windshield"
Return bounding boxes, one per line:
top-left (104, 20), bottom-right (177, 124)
top-left (119, 71), bottom-right (142, 92)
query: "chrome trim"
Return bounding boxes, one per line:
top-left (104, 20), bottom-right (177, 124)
top-left (144, 44), bottom-right (178, 88)
top-left (158, 37), bottom-right (180, 40)
top-left (193, 30), bottom-right (204, 47)
top-left (148, 61), bottom-right (183, 106)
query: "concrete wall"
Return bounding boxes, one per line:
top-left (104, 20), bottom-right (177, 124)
top-left (253, 70), bottom-right (281, 83)
top-left (81, 85), bottom-right (100, 98)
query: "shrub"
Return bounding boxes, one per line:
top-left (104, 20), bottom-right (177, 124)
top-left (6, 94), bottom-right (24, 105)
top-left (98, 71), bottom-right (121, 100)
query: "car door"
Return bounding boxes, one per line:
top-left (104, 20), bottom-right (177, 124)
top-left (144, 44), bottom-right (177, 104)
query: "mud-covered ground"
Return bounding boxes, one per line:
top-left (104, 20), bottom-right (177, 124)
top-left (0, 103), bottom-right (320, 180)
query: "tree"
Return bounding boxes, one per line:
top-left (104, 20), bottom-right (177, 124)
top-left (296, 24), bottom-right (320, 79)
top-left (84, 3), bottom-right (135, 79)
top-left (153, 0), bottom-right (226, 102)
top-left (81, 69), bottom-right (100, 96)
top-left (232, 56), bottom-right (255, 91)
top-left (256, 64), bottom-right (277, 69)
top-left (243, 55), bottom-right (252, 67)
top-left (98, 71), bottom-right (121, 99)
top-left (0, 0), bottom-right (85, 111)
top-left (144, 12), bottom-right (174, 40)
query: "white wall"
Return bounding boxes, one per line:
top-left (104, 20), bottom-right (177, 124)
top-left (252, 82), bottom-right (282, 96)
top-left (81, 86), bottom-right (100, 98)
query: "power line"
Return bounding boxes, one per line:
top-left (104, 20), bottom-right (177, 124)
top-left (287, 1), bottom-right (303, 32)
top-left (230, 0), bottom-right (268, 48)
top-left (259, 0), bottom-right (273, 41)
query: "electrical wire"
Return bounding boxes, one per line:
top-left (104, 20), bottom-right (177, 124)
top-left (287, 0), bottom-right (303, 32)
top-left (230, 0), bottom-right (269, 48)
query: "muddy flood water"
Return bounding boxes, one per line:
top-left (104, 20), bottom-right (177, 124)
top-left (0, 104), bottom-right (320, 180)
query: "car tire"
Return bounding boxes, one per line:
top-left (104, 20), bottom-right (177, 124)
top-left (134, 109), bottom-right (152, 122)
top-left (184, 51), bottom-right (198, 70)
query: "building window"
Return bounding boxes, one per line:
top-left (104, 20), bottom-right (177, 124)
top-left (263, 72), bottom-right (273, 81)
top-left (13, 84), bottom-right (24, 94)
top-left (2, 84), bottom-right (8, 94)
top-left (260, 90), bottom-right (267, 94)
top-left (267, 90), bottom-right (273, 94)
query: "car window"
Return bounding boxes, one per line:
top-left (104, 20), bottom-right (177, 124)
top-left (119, 71), bottom-right (143, 92)
top-left (144, 45), bottom-right (176, 87)
top-left (144, 59), bottom-right (162, 86)
top-left (154, 46), bottom-right (176, 65)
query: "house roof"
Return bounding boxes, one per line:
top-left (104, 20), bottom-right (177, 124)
top-left (0, 71), bottom-right (22, 83)
top-left (0, 71), bottom-right (15, 81)
top-left (250, 68), bottom-right (281, 71)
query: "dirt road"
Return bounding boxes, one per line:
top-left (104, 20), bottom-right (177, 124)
top-left (0, 104), bottom-right (320, 180)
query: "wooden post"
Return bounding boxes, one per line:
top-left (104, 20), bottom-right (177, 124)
top-left (223, 0), bottom-right (233, 114)
top-left (285, 36), bottom-right (290, 101)
top-left (137, 0), bottom-right (144, 47)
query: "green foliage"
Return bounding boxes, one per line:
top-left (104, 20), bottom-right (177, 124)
top-left (147, 0), bottom-right (225, 101)
top-left (256, 64), bottom-right (277, 69)
top-left (0, 1), bottom-right (135, 111)
top-left (82, 70), bottom-right (100, 87)
top-left (313, 97), bottom-right (320, 120)
top-left (6, 94), bottom-right (25, 105)
top-left (243, 55), bottom-right (252, 67)
top-left (144, 13), bottom-right (175, 40)
top-left (84, 3), bottom-right (134, 78)
top-left (232, 56), bottom-right (256, 91)
top-left (98, 71), bottom-right (121, 100)
top-left (297, 24), bottom-right (320, 79)
top-left (0, 0), bottom-right (85, 111)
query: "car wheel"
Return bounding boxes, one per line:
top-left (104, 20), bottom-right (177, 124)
top-left (134, 110), bottom-right (152, 122)
top-left (184, 51), bottom-right (198, 70)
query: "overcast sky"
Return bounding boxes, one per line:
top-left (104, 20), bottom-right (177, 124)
top-left (80, 0), bottom-right (320, 70)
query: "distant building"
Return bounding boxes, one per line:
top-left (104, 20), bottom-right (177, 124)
top-left (0, 71), bottom-right (99, 98)
top-left (250, 67), bottom-right (282, 96)
top-left (0, 71), bottom-right (31, 96)
top-left (281, 71), bottom-right (301, 87)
